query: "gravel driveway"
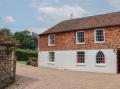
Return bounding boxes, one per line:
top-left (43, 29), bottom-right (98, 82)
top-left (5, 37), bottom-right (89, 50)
top-left (6, 64), bottom-right (120, 89)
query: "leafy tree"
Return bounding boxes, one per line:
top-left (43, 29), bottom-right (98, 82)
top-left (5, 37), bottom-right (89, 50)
top-left (13, 30), bottom-right (38, 50)
top-left (0, 28), bottom-right (13, 41)
top-left (0, 28), bottom-right (38, 50)
top-left (0, 28), bottom-right (12, 36)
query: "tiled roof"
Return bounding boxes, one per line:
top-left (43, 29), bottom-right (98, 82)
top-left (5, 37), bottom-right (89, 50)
top-left (40, 11), bottom-right (120, 35)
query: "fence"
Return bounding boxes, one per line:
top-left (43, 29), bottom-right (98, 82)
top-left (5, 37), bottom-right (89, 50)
top-left (0, 49), bottom-right (16, 89)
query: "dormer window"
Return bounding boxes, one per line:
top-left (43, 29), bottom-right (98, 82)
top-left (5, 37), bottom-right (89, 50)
top-left (76, 31), bottom-right (85, 44)
top-left (48, 34), bottom-right (55, 46)
top-left (95, 29), bottom-right (105, 43)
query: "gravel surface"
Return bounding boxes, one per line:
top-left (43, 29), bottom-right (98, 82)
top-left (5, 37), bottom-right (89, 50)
top-left (6, 64), bottom-right (120, 89)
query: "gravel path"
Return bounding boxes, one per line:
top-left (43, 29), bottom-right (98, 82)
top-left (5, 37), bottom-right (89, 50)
top-left (6, 64), bottom-right (120, 89)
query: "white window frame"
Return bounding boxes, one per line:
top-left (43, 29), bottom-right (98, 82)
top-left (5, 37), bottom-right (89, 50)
top-left (94, 29), bottom-right (105, 43)
top-left (95, 51), bottom-right (106, 67)
top-left (48, 34), bottom-right (55, 46)
top-left (48, 52), bottom-right (55, 64)
top-left (76, 51), bottom-right (85, 66)
top-left (76, 31), bottom-right (85, 44)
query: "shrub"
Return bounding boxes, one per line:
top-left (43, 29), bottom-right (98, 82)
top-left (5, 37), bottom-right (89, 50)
top-left (26, 59), bottom-right (32, 65)
top-left (28, 57), bottom-right (37, 61)
top-left (26, 58), bottom-right (38, 67)
top-left (16, 50), bottom-right (38, 61)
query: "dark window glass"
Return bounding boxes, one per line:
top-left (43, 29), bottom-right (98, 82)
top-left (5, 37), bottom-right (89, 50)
top-left (77, 52), bottom-right (85, 63)
top-left (49, 52), bottom-right (55, 62)
top-left (96, 51), bottom-right (105, 64)
top-left (77, 32), bottom-right (85, 43)
top-left (49, 34), bottom-right (55, 45)
top-left (96, 29), bottom-right (104, 42)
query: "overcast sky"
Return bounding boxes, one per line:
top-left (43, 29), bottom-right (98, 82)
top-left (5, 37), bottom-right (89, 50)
top-left (0, 0), bottom-right (120, 34)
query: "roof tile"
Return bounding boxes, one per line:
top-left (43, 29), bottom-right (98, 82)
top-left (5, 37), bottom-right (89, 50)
top-left (40, 11), bottom-right (120, 35)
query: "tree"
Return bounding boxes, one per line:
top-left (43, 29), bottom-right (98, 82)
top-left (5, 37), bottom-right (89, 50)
top-left (0, 28), bottom-right (12, 41)
top-left (13, 30), bottom-right (38, 49)
top-left (0, 28), bottom-right (12, 36)
top-left (0, 28), bottom-right (38, 50)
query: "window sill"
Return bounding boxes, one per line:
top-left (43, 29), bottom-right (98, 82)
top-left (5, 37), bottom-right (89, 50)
top-left (48, 44), bottom-right (55, 46)
top-left (48, 62), bottom-right (55, 65)
top-left (95, 64), bottom-right (106, 67)
top-left (76, 42), bottom-right (85, 45)
top-left (76, 63), bottom-right (86, 66)
top-left (94, 41), bottom-right (105, 44)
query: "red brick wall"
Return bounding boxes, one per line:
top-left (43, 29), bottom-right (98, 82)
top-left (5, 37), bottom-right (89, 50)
top-left (39, 26), bottom-right (120, 51)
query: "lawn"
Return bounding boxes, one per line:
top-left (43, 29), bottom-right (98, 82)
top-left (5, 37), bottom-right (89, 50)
top-left (17, 61), bottom-right (27, 65)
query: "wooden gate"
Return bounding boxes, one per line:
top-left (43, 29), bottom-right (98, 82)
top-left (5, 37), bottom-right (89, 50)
top-left (0, 49), bottom-right (16, 89)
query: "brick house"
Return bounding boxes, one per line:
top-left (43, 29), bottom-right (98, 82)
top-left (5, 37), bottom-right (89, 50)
top-left (38, 11), bottom-right (120, 73)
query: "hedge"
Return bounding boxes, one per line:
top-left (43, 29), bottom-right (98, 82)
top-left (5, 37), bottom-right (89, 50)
top-left (16, 50), bottom-right (38, 61)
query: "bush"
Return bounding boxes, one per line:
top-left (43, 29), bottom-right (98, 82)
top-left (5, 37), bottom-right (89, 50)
top-left (26, 59), bottom-right (32, 65)
top-left (28, 57), bottom-right (37, 61)
top-left (26, 58), bottom-right (38, 66)
top-left (16, 50), bottom-right (38, 61)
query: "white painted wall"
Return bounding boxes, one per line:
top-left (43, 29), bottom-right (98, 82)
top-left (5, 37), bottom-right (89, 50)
top-left (38, 49), bottom-right (117, 73)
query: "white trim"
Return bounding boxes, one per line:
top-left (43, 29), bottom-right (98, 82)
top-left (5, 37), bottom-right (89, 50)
top-left (48, 62), bottom-right (55, 65)
top-left (76, 31), bottom-right (85, 44)
top-left (48, 34), bottom-right (55, 46)
top-left (76, 63), bottom-right (86, 66)
top-left (76, 51), bottom-right (85, 64)
top-left (48, 51), bottom-right (55, 64)
top-left (94, 28), bottom-right (105, 43)
top-left (76, 42), bottom-right (85, 45)
top-left (49, 52), bottom-right (55, 63)
top-left (95, 64), bottom-right (106, 67)
top-left (95, 51), bottom-right (106, 66)
top-left (48, 44), bottom-right (55, 46)
top-left (38, 36), bottom-right (40, 51)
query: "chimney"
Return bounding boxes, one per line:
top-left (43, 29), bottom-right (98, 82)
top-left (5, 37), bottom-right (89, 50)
top-left (70, 13), bottom-right (73, 19)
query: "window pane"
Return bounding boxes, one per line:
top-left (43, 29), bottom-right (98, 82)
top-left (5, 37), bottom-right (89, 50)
top-left (49, 34), bottom-right (55, 45)
top-left (77, 52), bottom-right (85, 63)
top-left (49, 52), bottom-right (55, 62)
top-left (96, 29), bottom-right (104, 42)
top-left (77, 32), bottom-right (85, 43)
top-left (96, 51), bottom-right (105, 64)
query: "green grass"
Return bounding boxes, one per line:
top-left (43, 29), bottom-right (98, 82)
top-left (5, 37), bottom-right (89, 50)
top-left (16, 48), bottom-right (36, 53)
top-left (17, 61), bottom-right (27, 65)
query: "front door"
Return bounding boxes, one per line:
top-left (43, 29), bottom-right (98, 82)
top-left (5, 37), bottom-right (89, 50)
top-left (117, 50), bottom-right (120, 73)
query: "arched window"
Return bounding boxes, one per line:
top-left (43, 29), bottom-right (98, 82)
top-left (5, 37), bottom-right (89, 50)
top-left (96, 51), bottom-right (105, 64)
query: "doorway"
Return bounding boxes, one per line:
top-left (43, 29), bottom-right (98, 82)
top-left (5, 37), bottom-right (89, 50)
top-left (117, 50), bottom-right (120, 73)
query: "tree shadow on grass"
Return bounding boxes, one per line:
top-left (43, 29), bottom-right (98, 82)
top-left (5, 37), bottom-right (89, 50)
top-left (6, 74), bottom-right (39, 89)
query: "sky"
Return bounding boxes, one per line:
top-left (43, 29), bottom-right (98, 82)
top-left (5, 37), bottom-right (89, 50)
top-left (0, 0), bottom-right (120, 34)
